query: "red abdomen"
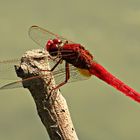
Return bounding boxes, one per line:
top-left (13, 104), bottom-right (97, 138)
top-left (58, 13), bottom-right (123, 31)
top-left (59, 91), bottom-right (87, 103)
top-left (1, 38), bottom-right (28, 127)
top-left (89, 62), bottom-right (140, 103)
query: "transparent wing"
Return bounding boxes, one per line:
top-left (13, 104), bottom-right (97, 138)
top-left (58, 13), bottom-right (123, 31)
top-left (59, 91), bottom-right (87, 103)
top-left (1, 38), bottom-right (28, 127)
top-left (28, 25), bottom-right (74, 48)
top-left (54, 64), bottom-right (91, 84)
top-left (0, 59), bottom-right (20, 80)
top-left (0, 26), bottom-right (91, 90)
top-left (0, 63), bottom-right (91, 90)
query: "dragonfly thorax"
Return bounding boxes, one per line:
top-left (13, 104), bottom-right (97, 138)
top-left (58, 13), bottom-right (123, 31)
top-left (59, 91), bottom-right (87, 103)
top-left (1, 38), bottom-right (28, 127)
top-left (61, 44), bottom-right (94, 70)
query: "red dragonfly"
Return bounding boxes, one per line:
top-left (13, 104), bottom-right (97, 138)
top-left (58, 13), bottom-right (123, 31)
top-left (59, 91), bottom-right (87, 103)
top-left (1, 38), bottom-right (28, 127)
top-left (0, 25), bottom-right (140, 103)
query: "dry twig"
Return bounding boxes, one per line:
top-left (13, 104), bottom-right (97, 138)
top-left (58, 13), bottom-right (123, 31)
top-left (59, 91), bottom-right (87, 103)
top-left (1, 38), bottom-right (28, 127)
top-left (15, 49), bottom-right (78, 140)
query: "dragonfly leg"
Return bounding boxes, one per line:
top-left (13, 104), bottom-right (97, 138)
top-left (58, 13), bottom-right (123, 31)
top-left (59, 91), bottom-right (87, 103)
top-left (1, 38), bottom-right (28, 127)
top-left (40, 58), bottom-right (63, 73)
top-left (53, 62), bottom-right (70, 89)
top-left (41, 57), bottom-right (65, 86)
top-left (50, 58), bottom-right (63, 71)
top-left (47, 62), bottom-right (70, 100)
top-left (40, 58), bottom-right (63, 87)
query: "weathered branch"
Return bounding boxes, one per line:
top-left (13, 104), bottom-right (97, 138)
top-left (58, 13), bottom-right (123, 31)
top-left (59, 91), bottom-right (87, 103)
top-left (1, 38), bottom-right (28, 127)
top-left (15, 49), bottom-right (79, 140)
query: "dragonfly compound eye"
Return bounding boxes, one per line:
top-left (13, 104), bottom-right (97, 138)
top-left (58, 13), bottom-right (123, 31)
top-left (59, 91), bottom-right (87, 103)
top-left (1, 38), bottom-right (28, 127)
top-left (53, 38), bottom-right (62, 44)
top-left (46, 39), bottom-right (59, 56)
top-left (46, 40), bottom-right (54, 51)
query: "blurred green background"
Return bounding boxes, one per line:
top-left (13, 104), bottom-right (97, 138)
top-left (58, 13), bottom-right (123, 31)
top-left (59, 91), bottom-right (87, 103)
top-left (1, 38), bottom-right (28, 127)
top-left (0, 0), bottom-right (140, 140)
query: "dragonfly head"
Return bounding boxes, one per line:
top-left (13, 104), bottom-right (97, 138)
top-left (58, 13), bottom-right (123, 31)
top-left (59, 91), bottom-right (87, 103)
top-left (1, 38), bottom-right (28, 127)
top-left (46, 38), bottom-right (62, 56)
